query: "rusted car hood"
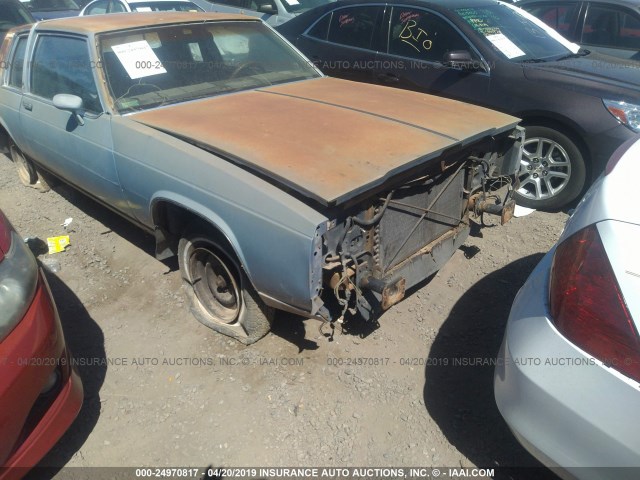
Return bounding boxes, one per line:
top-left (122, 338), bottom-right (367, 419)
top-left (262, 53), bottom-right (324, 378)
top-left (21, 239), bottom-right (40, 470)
top-left (130, 77), bottom-right (519, 206)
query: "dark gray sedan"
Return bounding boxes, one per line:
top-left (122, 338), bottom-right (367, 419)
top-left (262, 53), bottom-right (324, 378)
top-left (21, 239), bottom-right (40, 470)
top-left (277, 0), bottom-right (640, 209)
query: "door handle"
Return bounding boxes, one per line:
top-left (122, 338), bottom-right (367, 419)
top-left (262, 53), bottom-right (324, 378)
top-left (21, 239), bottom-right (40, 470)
top-left (376, 72), bottom-right (400, 84)
top-left (23, 101), bottom-right (33, 111)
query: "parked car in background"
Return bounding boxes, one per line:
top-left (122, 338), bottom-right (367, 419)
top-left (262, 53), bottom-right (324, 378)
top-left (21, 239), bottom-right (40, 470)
top-left (0, 12), bottom-right (523, 344)
top-left (277, 0), bottom-right (640, 209)
top-left (0, 0), bottom-right (34, 43)
top-left (22, 0), bottom-right (81, 20)
top-left (191, 0), bottom-right (334, 26)
top-left (495, 137), bottom-right (640, 480)
top-left (0, 208), bottom-right (83, 480)
top-left (81, 0), bottom-right (203, 15)
top-left (517, 0), bottom-right (640, 61)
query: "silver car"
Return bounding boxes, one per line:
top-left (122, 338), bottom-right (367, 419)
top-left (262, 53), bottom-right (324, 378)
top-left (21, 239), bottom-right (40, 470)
top-left (191, 0), bottom-right (334, 26)
top-left (495, 137), bottom-right (640, 479)
top-left (80, 0), bottom-right (204, 15)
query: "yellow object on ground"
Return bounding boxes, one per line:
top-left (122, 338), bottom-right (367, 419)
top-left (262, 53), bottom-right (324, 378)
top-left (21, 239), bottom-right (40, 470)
top-left (47, 236), bottom-right (70, 254)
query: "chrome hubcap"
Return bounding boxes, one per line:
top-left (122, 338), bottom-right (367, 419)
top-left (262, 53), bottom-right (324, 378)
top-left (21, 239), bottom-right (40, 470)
top-left (518, 137), bottom-right (571, 201)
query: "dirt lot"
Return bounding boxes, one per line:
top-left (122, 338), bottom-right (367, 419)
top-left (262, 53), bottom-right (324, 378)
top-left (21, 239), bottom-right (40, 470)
top-left (0, 153), bottom-right (568, 479)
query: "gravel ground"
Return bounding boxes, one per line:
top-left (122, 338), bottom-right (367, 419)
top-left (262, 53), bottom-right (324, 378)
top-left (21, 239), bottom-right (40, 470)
top-left (0, 153), bottom-right (568, 479)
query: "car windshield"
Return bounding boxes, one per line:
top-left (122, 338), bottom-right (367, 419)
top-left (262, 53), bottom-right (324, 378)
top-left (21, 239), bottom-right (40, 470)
top-left (129, 1), bottom-right (202, 11)
top-left (455, 3), bottom-right (579, 62)
top-left (280, 0), bottom-right (334, 14)
top-left (21, 0), bottom-right (80, 11)
top-left (99, 21), bottom-right (320, 113)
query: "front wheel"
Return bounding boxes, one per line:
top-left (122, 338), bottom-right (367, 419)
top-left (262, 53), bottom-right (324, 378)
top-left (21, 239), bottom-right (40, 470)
top-left (10, 144), bottom-right (51, 192)
top-left (178, 231), bottom-right (274, 345)
top-left (514, 126), bottom-right (586, 210)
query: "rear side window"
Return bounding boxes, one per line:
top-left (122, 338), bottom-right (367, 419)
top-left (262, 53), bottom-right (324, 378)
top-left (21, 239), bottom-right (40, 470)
top-left (7, 36), bottom-right (28, 88)
top-left (523, 2), bottom-right (579, 36)
top-left (31, 35), bottom-right (101, 112)
top-left (109, 0), bottom-right (127, 12)
top-left (326, 6), bottom-right (382, 50)
top-left (85, 0), bottom-right (109, 14)
top-left (582, 4), bottom-right (640, 50)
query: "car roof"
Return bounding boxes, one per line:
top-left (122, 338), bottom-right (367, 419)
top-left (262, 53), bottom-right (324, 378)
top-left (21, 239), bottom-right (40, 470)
top-left (36, 11), bottom-right (258, 35)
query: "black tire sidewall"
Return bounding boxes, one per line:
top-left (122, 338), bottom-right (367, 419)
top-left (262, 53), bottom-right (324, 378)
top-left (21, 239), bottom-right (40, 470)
top-left (178, 232), bottom-right (273, 344)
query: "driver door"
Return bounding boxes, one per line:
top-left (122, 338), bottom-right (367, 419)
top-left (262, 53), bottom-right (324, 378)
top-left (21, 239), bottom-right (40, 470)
top-left (19, 33), bottom-right (128, 210)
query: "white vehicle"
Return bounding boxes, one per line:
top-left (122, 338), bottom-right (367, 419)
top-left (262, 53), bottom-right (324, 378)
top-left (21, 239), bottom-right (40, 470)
top-left (495, 137), bottom-right (640, 479)
top-left (80, 0), bottom-right (203, 15)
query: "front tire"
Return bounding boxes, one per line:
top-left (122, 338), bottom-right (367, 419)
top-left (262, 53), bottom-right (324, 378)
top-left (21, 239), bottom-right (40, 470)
top-left (10, 144), bottom-right (51, 192)
top-left (178, 231), bottom-right (274, 345)
top-left (515, 126), bottom-right (586, 210)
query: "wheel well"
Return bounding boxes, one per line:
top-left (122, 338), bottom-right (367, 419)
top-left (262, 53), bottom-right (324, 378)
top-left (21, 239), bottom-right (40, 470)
top-left (153, 201), bottom-right (240, 264)
top-left (520, 116), bottom-right (594, 181)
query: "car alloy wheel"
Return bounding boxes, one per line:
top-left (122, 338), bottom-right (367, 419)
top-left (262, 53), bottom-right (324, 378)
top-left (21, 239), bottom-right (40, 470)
top-left (515, 126), bottom-right (586, 210)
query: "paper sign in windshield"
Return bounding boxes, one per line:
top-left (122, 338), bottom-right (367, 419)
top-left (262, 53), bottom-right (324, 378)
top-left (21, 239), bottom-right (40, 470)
top-left (486, 33), bottom-right (525, 59)
top-left (283, 0), bottom-right (300, 4)
top-left (134, 6), bottom-right (152, 11)
top-left (112, 40), bottom-right (167, 80)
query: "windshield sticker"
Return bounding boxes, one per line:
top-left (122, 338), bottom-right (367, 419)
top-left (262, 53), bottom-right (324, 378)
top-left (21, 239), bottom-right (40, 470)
top-left (399, 19), bottom-right (433, 53)
top-left (111, 40), bottom-right (167, 80)
top-left (134, 6), bottom-right (152, 11)
top-left (283, 0), bottom-right (299, 5)
top-left (399, 11), bottom-right (421, 23)
top-left (339, 14), bottom-right (355, 27)
top-left (213, 34), bottom-right (250, 55)
top-left (457, 7), bottom-right (502, 36)
top-left (486, 33), bottom-right (525, 59)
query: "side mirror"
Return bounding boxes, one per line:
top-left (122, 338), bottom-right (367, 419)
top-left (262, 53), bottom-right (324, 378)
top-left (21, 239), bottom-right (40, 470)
top-left (53, 94), bottom-right (85, 126)
top-left (257, 3), bottom-right (277, 14)
top-left (442, 50), bottom-right (483, 71)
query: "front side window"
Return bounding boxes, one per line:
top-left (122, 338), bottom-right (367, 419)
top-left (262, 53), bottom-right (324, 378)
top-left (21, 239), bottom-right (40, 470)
top-left (31, 35), bottom-right (101, 112)
top-left (455, 3), bottom-right (575, 61)
top-left (326, 6), bottom-right (382, 50)
top-left (388, 7), bottom-right (472, 62)
top-left (99, 21), bottom-right (319, 113)
top-left (7, 36), bottom-right (28, 88)
top-left (582, 4), bottom-right (640, 50)
top-left (523, 2), bottom-right (580, 36)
